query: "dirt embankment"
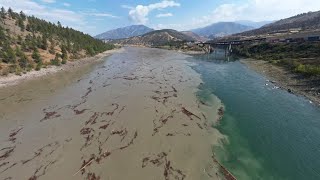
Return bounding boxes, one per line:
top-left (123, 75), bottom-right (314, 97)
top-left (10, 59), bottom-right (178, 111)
top-left (241, 59), bottom-right (320, 106)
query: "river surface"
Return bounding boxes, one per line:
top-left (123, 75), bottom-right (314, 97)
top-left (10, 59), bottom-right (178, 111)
top-left (191, 51), bottom-right (320, 180)
top-left (0, 47), bottom-right (223, 180)
top-left (1, 47), bottom-right (320, 180)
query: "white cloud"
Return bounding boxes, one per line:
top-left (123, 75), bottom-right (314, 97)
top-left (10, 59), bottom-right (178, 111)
top-left (156, 13), bottom-right (173, 18)
top-left (63, 3), bottom-right (70, 7)
top-left (121, 5), bottom-right (133, 9)
top-left (41, 0), bottom-right (56, 3)
top-left (152, 23), bottom-right (184, 30)
top-left (0, 0), bottom-right (82, 24)
top-left (87, 13), bottom-right (119, 18)
top-left (129, 0), bottom-right (180, 24)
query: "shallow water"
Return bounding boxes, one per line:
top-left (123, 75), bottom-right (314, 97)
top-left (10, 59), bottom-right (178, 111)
top-left (191, 51), bottom-right (320, 180)
top-left (0, 47), bottom-right (223, 180)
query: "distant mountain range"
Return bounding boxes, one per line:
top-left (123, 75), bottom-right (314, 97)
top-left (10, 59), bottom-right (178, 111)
top-left (234, 20), bottom-right (273, 28)
top-left (237, 10), bottom-right (320, 36)
top-left (112, 29), bottom-right (195, 46)
top-left (95, 25), bottom-right (154, 40)
top-left (191, 22), bottom-right (254, 38)
top-left (181, 31), bottom-right (208, 42)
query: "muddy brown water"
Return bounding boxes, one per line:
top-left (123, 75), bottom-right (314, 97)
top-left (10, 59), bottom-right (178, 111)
top-left (0, 47), bottom-right (223, 180)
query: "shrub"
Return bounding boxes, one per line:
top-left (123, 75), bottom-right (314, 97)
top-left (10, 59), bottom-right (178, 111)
top-left (15, 66), bottom-right (22, 76)
top-left (61, 58), bottom-right (67, 64)
top-left (50, 58), bottom-right (61, 66)
top-left (35, 62), bottom-right (42, 71)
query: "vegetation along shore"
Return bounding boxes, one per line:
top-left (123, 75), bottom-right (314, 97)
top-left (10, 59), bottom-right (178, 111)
top-left (233, 42), bottom-right (320, 105)
top-left (0, 7), bottom-right (115, 80)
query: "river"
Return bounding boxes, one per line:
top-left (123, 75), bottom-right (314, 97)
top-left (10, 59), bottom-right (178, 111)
top-left (0, 47), bottom-right (223, 180)
top-left (191, 50), bottom-right (320, 180)
top-left (1, 47), bottom-right (320, 180)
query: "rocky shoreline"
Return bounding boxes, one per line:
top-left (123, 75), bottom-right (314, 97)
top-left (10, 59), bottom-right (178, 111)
top-left (241, 59), bottom-right (320, 106)
top-left (0, 48), bottom-right (122, 88)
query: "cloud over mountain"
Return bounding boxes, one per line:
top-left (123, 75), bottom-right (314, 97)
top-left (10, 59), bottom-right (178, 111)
top-left (129, 0), bottom-right (179, 24)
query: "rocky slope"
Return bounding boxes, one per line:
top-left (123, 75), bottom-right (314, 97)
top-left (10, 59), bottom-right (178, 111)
top-left (238, 10), bottom-right (320, 36)
top-left (95, 25), bottom-right (154, 40)
top-left (112, 29), bottom-right (195, 46)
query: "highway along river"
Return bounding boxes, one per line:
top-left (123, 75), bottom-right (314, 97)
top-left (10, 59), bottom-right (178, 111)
top-left (0, 47), bottom-right (320, 180)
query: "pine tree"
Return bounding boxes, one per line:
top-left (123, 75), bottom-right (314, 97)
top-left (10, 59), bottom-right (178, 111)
top-left (32, 48), bottom-right (41, 64)
top-left (7, 8), bottom-right (13, 18)
top-left (17, 17), bottom-right (25, 31)
top-left (61, 45), bottom-right (68, 60)
top-left (15, 46), bottom-right (23, 57)
top-left (19, 11), bottom-right (26, 21)
top-left (3, 45), bottom-right (16, 64)
top-left (18, 53), bottom-right (28, 69)
top-left (41, 35), bottom-right (48, 50)
top-left (1, 7), bottom-right (6, 19)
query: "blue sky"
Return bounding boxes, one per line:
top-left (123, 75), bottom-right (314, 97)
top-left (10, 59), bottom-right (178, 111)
top-left (1, 0), bottom-right (320, 35)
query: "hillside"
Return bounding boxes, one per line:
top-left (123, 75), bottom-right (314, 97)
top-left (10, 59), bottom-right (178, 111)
top-left (234, 20), bottom-right (273, 28)
top-left (95, 25), bottom-right (154, 40)
top-left (192, 22), bottom-right (253, 38)
top-left (181, 31), bottom-right (208, 42)
top-left (238, 10), bottom-right (320, 36)
top-left (112, 29), bottom-right (195, 46)
top-left (0, 7), bottom-right (114, 76)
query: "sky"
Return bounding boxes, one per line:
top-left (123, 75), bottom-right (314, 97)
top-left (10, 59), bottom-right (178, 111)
top-left (0, 0), bottom-right (320, 36)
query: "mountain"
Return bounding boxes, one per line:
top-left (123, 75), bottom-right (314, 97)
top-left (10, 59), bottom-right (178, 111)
top-left (181, 31), bottom-right (208, 42)
top-left (95, 25), bottom-right (154, 40)
top-left (0, 7), bottom-right (114, 76)
top-left (235, 20), bottom-right (273, 28)
top-left (112, 29), bottom-right (195, 46)
top-left (191, 22), bottom-right (254, 38)
top-left (238, 10), bottom-right (320, 36)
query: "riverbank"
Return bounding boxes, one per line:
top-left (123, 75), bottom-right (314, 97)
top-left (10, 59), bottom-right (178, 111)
top-left (0, 48), bottom-right (122, 88)
top-left (241, 59), bottom-right (320, 106)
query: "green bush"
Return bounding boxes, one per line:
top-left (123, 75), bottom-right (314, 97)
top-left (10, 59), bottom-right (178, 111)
top-left (50, 58), bottom-right (61, 66)
top-left (61, 58), bottom-right (67, 64)
top-left (35, 62), bottom-right (42, 71)
top-left (15, 66), bottom-right (22, 76)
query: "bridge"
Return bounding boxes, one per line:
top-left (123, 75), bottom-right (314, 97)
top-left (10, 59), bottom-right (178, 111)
top-left (196, 38), bottom-right (267, 54)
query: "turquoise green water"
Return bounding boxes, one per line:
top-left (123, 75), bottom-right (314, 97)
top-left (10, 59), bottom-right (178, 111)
top-left (191, 51), bottom-right (320, 180)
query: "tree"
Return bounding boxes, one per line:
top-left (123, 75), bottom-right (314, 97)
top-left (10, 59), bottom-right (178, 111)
top-left (1, 7), bottom-right (6, 19)
top-left (41, 35), bottom-right (48, 50)
top-left (3, 45), bottom-right (16, 64)
top-left (50, 53), bottom-right (61, 66)
top-left (0, 26), bottom-right (6, 42)
top-left (49, 41), bottom-right (55, 54)
top-left (15, 46), bottom-right (23, 57)
top-left (17, 17), bottom-right (25, 31)
top-left (32, 48), bottom-right (41, 63)
top-left (19, 11), bottom-right (26, 21)
top-left (57, 21), bottom-right (62, 28)
top-left (7, 8), bottom-right (13, 18)
top-left (18, 53), bottom-right (28, 69)
top-left (61, 45), bottom-right (68, 60)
